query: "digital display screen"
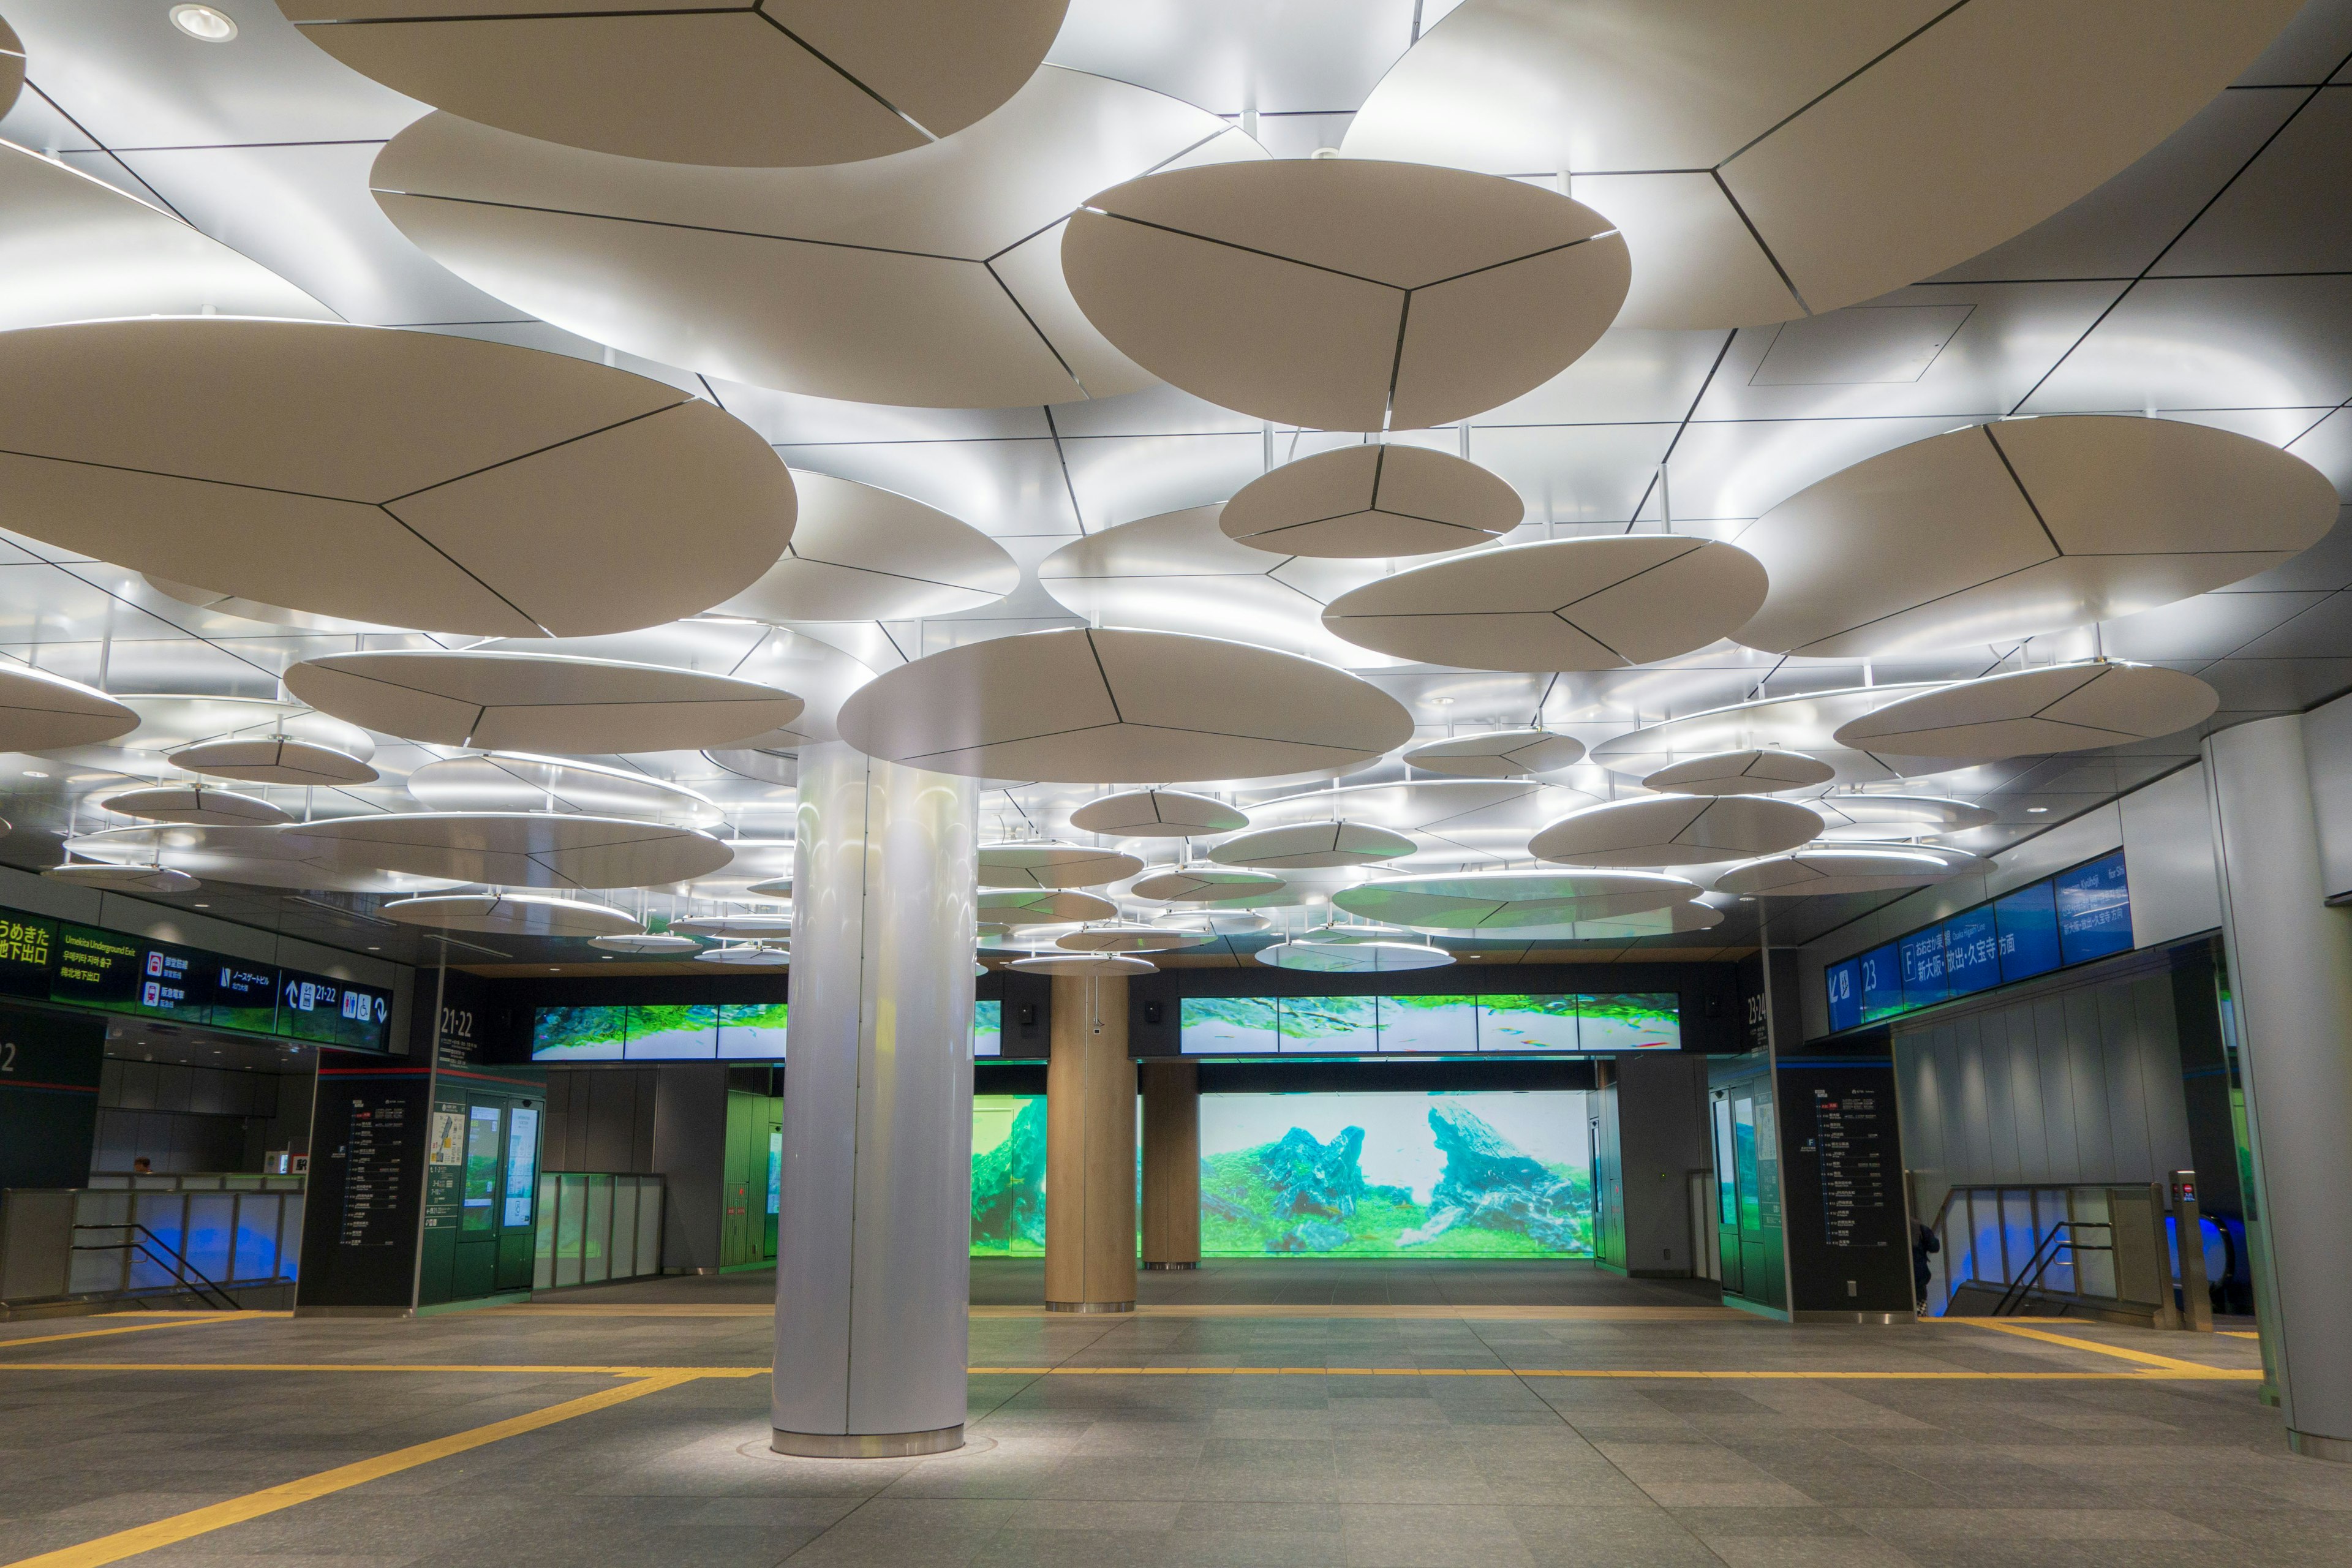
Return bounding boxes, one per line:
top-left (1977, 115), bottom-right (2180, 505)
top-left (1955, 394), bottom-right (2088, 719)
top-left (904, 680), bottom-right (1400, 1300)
top-left (1942, 905), bottom-right (1999, 996)
top-left (531, 1005), bottom-right (627, 1061)
top-left (279, 971), bottom-right (391, 1050)
top-left (624, 1003), bottom-right (718, 1060)
top-left (1994, 881), bottom-right (2060, 984)
top-left (1178, 993), bottom-right (1681, 1055)
top-left (2056, 851), bottom-right (2133, 964)
top-left (1825, 957), bottom-right (1861, 1035)
top-left (1898, 927), bottom-right (1948, 1010)
top-left (213, 962), bottom-right (280, 1033)
top-left (1200, 1091), bottom-right (1593, 1257)
top-left (971, 1093), bottom-right (1046, 1256)
top-left (1857, 944), bottom-right (1904, 1022)
top-left (972, 999), bottom-right (1001, 1058)
top-left (718, 1001), bottom-right (789, 1059)
top-left (0, 911), bottom-right (55, 1000)
top-left (51, 924), bottom-right (147, 1011)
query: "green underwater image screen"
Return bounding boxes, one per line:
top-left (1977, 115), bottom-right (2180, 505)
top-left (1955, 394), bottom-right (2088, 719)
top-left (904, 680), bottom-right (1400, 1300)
top-left (1200, 1091), bottom-right (1593, 1258)
top-left (970, 1093), bottom-right (1047, 1255)
top-left (530, 1001), bottom-right (789, 1060)
top-left (1178, 993), bottom-right (1678, 1054)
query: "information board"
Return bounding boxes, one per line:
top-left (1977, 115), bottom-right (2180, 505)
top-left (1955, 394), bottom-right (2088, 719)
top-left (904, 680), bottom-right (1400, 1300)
top-left (1898, 927), bottom-right (1948, 1009)
top-left (1993, 881), bottom-right (2060, 983)
top-left (0, 912), bottom-right (55, 1000)
top-left (296, 1054), bottom-right (432, 1308)
top-left (1942, 905), bottom-right (1999, 997)
top-left (2056, 852), bottom-right (2133, 963)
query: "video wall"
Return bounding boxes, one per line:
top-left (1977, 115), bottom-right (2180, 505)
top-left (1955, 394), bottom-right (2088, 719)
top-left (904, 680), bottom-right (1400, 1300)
top-left (1200, 1091), bottom-right (1591, 1257)
top-left (1823, 851), bottom-right (2132, 1035)
top-left (1180, 992), bottom-right (1679, 1055)
top-left (0, 904), bottom-right (391, 1049)
top-left (530, 998), bottom-right (1004, 1061)
top-left (971, 1092), bottom-right (1046, 1254)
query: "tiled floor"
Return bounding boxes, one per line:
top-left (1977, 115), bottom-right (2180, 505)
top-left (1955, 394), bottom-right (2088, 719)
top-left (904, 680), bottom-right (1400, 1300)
top-left (0, 1264), bottom-right (2337, 1568)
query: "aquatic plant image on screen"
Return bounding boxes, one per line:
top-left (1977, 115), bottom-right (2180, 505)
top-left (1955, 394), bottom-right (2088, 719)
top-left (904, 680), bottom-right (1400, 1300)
top-left (971, 1093), bottom-right (1046, 1255)
top-left (1199, 1091), bottom-right (1591, 1257)
top-left (973, 999), bottom-right (1002, 1057)
top-left (531, 1005), bottom-right (626, 1061)
top-left (625, 1003), bottom-right (718, 1059)
top-left (718, 1001), bottom-right (788, 1058)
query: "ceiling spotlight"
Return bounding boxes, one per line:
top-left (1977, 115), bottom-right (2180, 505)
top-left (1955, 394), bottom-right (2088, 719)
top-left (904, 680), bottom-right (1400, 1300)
top-left (2027, 806), bottom-right (2049, 814)
top-left (170, 4), bottom-right (239, 41)
top-left (21, 771), bottom-right (46, 779)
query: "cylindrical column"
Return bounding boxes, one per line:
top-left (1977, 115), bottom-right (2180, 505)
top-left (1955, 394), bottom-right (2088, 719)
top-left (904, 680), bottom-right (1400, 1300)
top-left (773, 743), bottom-right (975, 1457)
top-left (1045, 973), bottom-right (1136, 1312)
top-left (2206, 717), bottom-right (2352, 1460)
top-left (1140, 1060), bottom-right (1200, 1270)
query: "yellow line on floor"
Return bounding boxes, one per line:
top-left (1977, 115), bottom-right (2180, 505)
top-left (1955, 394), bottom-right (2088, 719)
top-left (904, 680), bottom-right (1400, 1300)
top-left (0, 1363), bottom-right (767, 1376)
top-left (0, 1315), bottom-right (266, 1350)
top-left (0, 1360), bottom-right (2256, 1382)
top-left (0, 1373), bottom-right (701, 1568)
top-left (1950, 1319), bottom-right (2230, 1372)
top-left (2220, 1330), bottom-right (2260, 1339)
top-left (489, 1303), bottom-right (1744, 1322)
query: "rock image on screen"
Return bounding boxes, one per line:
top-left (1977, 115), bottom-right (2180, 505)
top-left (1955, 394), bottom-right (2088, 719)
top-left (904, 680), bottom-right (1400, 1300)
top-left (971, 1093), bottom-right (1046, 1255)
top-left (1570, 992), bottom-right (1681, 1051)
top-left (1199, 1091), bottom-right (1591, 1257)
top-left (1279, 994), bottom-right (1378, 1052)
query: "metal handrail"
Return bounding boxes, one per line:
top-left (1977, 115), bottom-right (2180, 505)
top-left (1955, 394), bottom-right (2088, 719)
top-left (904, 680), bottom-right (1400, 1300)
top-left (71, 1222), bottom-right (240, 1311)
top-left (1991, 1220), bottom-right (2113, 1317)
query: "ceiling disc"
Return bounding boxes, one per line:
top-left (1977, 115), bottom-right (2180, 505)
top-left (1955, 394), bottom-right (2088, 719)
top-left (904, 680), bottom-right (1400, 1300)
top-left (1529, 794), bottom-right (1820, 869)
top-left (1831, 662), bottom-right (2221, 761)
top-left (1342, 0), bottom-right (2301, 328)
top-left (47, 862), bottom-right (200, 894)
top-left (1152, 908), bottom-right (1270, 935)
top-left (286, 650), bottom-right (803, 754)
top-left (1062, 157), bottom-right (1628, 431)
top-left (1467, 902), bottom-right (1730, 943)
top-left (1057, 922), bottom-right (1213, 954)
top-left (1256, 938), bottom-right (1453, 973)
top-left (1592, 685), bottom-right (1958, 788)
top-left (1005, 951), bottom-right (1156, 976)
top-left (669, 913), bottom-right (794, 937)
top-left (383, 894), bottom-right (640, 938)
top-left (0, 665), bottom-right (138, 753)
top-left (1131, 866), bottom-right (1287, 903)
top-left (1714, 848), bottom-right (1961, 897)
top-left (1221, 444), bottom-right (1523, 559)
top-left (590, 932), bottom-right (703, 954)
top-left (1246, 777), bottom-right (1599, 864)
top-left (0, 141), bottom-right (334, 333)
top-left (1206, 820), bottom-right (1415, 870)
top-left (834, 627), bottom-right (1413, 783)
top-left (1038, 506), bottom-right (1393, 671)
top-left (979, 888), bottom-right (1118, 924)
top-left (62, 824), bottom-right (465, 895)
top-left (407, 753), bottom-right (723, 826)
top-left (1335, 869), bottom-right (1696, 930)
top-left (281, 0), bottom-right (1067, 168)
top-left (744, 876), bottom-right (793, 899)
top-left (1735, 418), bottom-right (2336, 658)
top-left (99, 785), bottom-right (293, 829)
top-left (371, 69), bottom-right (1263, 408)
top-left (714, 472), bottom-right (1016, 623)
top-left (0, 18), bottom-right (21, 120)
top-left (976, 842), bottom-right (1145, 891)
top-left (1809, 794), bottom-right (1999, 839)
top-left (1404, 728), bottom-right (1583, 778)
top-left (143, 576), bottom-right (394, 635)
top-left (277, 812), bottom-right (733, 891)
top-left (169, 738), bottom-right (378, 786)
top-left (1641, 749), bottom-right (1835, 796)
top-left (0, 319), bottom-right (794, 637)
top-left (1069, 789), bottom-right (1248, 839)
top-left (1323, 537), bottom-right (1768, 671)
top-left (698, 943), bottom-right (790, 967)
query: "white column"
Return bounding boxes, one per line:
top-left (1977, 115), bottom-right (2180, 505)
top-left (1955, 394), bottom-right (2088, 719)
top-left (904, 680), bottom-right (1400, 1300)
top-left (772, 742), bottom-right (976, 1457)
top-left (2206, 716), bottom-right (2352, 1461)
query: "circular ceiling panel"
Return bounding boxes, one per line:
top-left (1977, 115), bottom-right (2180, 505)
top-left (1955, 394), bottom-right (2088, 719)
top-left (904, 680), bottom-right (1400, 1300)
top-left (1, 19), bottom-right (21, 120)
top-left (1068, 789), bottom-right (1248, 840)
top-left (144, 576), bottom-right (394, 636)
top-left (1038, 506), bottom-right (1392, 671)
top-left (34, 694), bottom-right (373, 777)
top-left (100, 785), bottom-right (293, 829)
top-left (285, 651), bottom-right (804, 754)
top-left (372, 69), bottom-right (1264, 408)
top-left (1735, 418), bottom-right (2336, 658)
top-left (1334, 870), bottom-right (1696, 930)
top-left (744, 876), bottom-right (793, 899)
top-left (62, 824), bottom-right (466, 895)
top-left (1591, 685), bottom-right (1956, 788)
top-left (980, 888), bottom-right (1118, 924)
top-left (1641, 749), bottom-right (1835, 796)
top-left (977, 842), bottom-right (1145, 891)
top-left (1220, 444), bottom-right (1523, 559)
top-left (1714, 848), bottom-right (1961, 898)
top-left (1245, 777), bottom-right (1600, 863)
top-left (1465, 902), bottom-right (1729, 943)
top-left (1152, 908), bottom-right (1270, 936)
top-left (1057, 923), bottom-right (1213, 954)
top-left (714, 472), bottom-right (1016, 623)
top-left (1130, 866), bottom-right (1286, 903)
top-left (278, 813), bottom-right (733, 891)
top-left (1062, 157), bottom-right (1629, 431)
top-left (1831, 662), bottom-right (2221, 761)
top-left (1529, 794), bottom-right (1820, 869)
top-left (407, 753), bottom-right (723, 827)
top-left (281, 0), bottom-right (1067, 168)
top-left (47, 862), bottom-right (199, 894)
top-left (169, 738), bottom-right (379, 786)
top-left (1342, 0), bottom-right (2302, 328)
top-left (1404, 728), bottom-right (1584, 778)
top-left (0, 666), bottom-right (138, 754)
top-left (0, 142), bottom-right (335, 333)
top-left (383, 894), bottom-right (640, 938)
top-left (592, 932), bottom-right (703, 954)
top-left (0, 319), bottom-right (795, 637)
top-left (699, 944), bottom-right (791, 967)
top-left (1809, 794), bottom-right (1998, 841)
top-left (1005, 951), bottom-right (1156, 977)
top-left (1206, 820), bottom-right (1415, 870)
top-left (834, 627), bottom-right (1413, 783)
top-left (1322, 537), bottom-right (1768, 671)
top-left (1257, 938), bottom-right (1453, 973)
top-left (669, 913), bottom-right (794, 938)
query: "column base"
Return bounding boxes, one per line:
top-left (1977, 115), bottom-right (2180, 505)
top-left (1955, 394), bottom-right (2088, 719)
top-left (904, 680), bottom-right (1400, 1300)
top-left (1045, 1300), bottom-right (1135, 1314)
top-left (772, 1425), bottom-right (963, 1459)
top-left (2289, 1429), bottom-right (2352, 1463)
top-left (1141, 1261), bottom-right (1198, 1271)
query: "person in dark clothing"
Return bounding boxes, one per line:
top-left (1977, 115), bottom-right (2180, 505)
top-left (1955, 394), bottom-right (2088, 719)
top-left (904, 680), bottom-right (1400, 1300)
top-left (1912, 1221), bottom-right (1940, 1311)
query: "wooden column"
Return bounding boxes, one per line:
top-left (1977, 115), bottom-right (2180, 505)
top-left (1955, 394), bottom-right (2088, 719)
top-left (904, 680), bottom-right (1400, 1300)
top-left (1139, 1060), bottom-right (1200, 1269)
top-left (1045, 973), bottom-right (1136, 1312)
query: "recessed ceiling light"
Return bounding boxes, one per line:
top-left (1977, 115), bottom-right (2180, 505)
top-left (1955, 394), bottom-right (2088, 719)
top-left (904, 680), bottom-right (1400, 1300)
top-left (170, 4), bottom-right (239, 42)
top-left (2027, 806), bottom-right (2049, 813)
top-left (21, 771), bottom-right (45, 779)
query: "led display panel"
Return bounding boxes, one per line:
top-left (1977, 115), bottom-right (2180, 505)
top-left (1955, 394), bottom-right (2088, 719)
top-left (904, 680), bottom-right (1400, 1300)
top-left (1180, 995), bottom-right (1280, 1054)
top-left (1857, 943), bottom-right (1904, 1022)
top-left (970, 1093), bottom-right (1046, 1256)
top-left (1898, 926), bottom-right (1948, 1009)
top-left (624, 1003), bottom-right (718, 1059)
top-left (2056, 851), bottom-right (2133, 965)
top-left (1942, 905), bottom-right (1999, 996)
top-left (1825, 957), bottom-right (1861, 1035)
top-left (1375, 994), bottom-right (1478, 1053)
top-left (1279, 995), bottom-right (1379, 1052)
top-left (1994, 880), bottom-right (2061, 984)
top-left (718, 1001), bottom-right (790, 1058)
top-left (1573, 993), bottom-right (1681, 1051)
top-left (531, 1005), bottom-right (627, 1061)
top-left (973, 999), bottom-right (1002, 1057)
top-left (1179, 993), bottom-right (1683, 1055)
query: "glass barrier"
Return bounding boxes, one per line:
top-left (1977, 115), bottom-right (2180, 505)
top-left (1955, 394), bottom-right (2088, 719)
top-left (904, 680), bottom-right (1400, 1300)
top-left (530, 1172), bottom-right (665, 1291)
